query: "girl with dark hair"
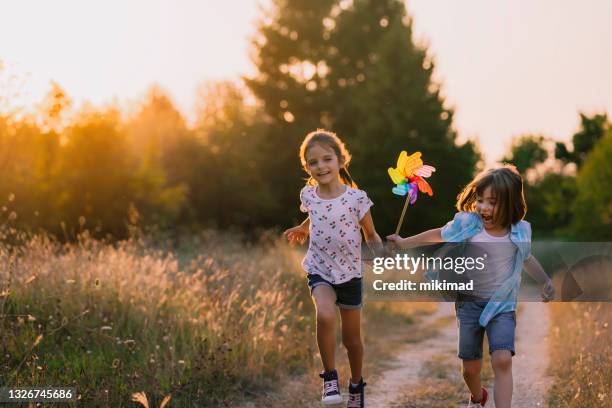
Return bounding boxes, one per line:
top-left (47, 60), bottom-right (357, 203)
top-left (387, 165), bottom-right (555, 408)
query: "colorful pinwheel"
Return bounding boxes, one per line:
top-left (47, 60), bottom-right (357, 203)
top-left (388, 151), bottom-right (436, 234)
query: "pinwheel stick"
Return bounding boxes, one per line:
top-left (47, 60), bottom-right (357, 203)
top-left (394, 192), bottom-right (411, 235)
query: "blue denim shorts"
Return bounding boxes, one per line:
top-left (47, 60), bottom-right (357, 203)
top-left (455, 294), bottom-right (516, 360)
top-left (307, 274), bottom-right (362, 309)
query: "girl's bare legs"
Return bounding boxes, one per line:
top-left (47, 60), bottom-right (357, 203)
top-left (312, 285), bottom-right (338, 371)
top-left (462, 359), bottom-right (484, 401)
top-left (339, 308), bottom-right (363, 383)
top-left (491, 350), bottom-right (513, 408)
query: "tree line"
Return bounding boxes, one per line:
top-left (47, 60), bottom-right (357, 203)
top-left (1, 0), bottom-right (609, 240)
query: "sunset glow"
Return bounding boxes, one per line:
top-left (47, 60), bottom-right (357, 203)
top-left (1, 0), bottom-right (611, 162)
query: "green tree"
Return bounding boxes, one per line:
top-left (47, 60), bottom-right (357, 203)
top-left (55, 110), bottom-right (143, 237)
top-left (245, 0), bottom-right (337, 228)
top-left (0, 114), bottom-right (60, 231)
top-left (126, 87), bottom-right (190, 226)
top-left (500, 134), bottom-right (583, 237)
top-left (523, 173), bottom-right (576, 237)
top-left (501, 135), bottom-right (555, 236)
top-left (0, 81), bottom-right (71, 231)
top-left (247, 0), bottom-right (480, 232)
top-left (502, 135), bottom-right (548, 175)
top-left (570, 131), bottom-right (612, 240)
top-left (556, 113), bottom-right (609, 168)
top-left (194, 81), bottom-right (277, 229)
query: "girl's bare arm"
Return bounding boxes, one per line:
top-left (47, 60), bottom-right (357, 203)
top-left (386, 228), bottom-right (443, 249)
top-left (524, 254), bottom-right (555, 301)
top-left (359, 210), bottom-right (385, 257)
top-left (283, 217), bottom-right (310, 245)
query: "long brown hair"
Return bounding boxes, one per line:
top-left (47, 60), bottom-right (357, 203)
top-left (455, 164), bottom-right (526, 227)
top-left (299, 129), bottom-right (358, 188)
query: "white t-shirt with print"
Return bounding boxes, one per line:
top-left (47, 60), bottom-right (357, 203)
top-left (300, 185), bottom-right (374, 284)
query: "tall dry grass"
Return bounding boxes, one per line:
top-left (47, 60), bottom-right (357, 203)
top-left (548, 302), bottom-right (611, 407)
top-left (0, 226), bottom-right (315, 406)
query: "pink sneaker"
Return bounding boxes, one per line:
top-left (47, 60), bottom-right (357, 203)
top-left (469, 387), bottom-right (488, 407)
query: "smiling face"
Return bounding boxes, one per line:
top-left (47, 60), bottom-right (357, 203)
top-left (456, 166), bottom-right (527, 230)
top-left (305, 142), bottom-right (343, 186)
top-left (476, 185), bottom-right (500, 229)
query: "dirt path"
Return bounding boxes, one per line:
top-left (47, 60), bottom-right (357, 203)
top-left (510, 300), bottom-right (552, 408)
top-left (368, 297), bottom-right (553, 407)
top-left (367, 302), bottom-right (457, 407)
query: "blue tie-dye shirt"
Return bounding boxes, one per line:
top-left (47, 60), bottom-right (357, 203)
top-left (430, 212), bottom-right (532, 327)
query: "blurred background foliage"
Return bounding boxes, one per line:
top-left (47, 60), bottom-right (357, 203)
top-left (1, 0), bottom-right (610, 241)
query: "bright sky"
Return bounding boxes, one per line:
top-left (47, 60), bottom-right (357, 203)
top-left (2, 0), bottom-right (611, 163)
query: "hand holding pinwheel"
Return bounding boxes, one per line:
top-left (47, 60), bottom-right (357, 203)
top-left (388, 151), bottom-right (436, 234)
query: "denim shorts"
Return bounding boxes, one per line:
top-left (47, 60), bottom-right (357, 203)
top-left (307, 274), bottom-right (362, 309)
top-left (455, 294), bottom-right (516, 360)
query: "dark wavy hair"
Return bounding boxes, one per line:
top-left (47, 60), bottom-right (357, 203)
top-left (456, 164), bottom-right (527, 227)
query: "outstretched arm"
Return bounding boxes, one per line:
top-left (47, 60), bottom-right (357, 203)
top-left (524, 254), bottom-right (555, 302)
top-left (283, 218), bottom-right (310, 246)
top-left (386, 228), bottom-right (443, 250)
